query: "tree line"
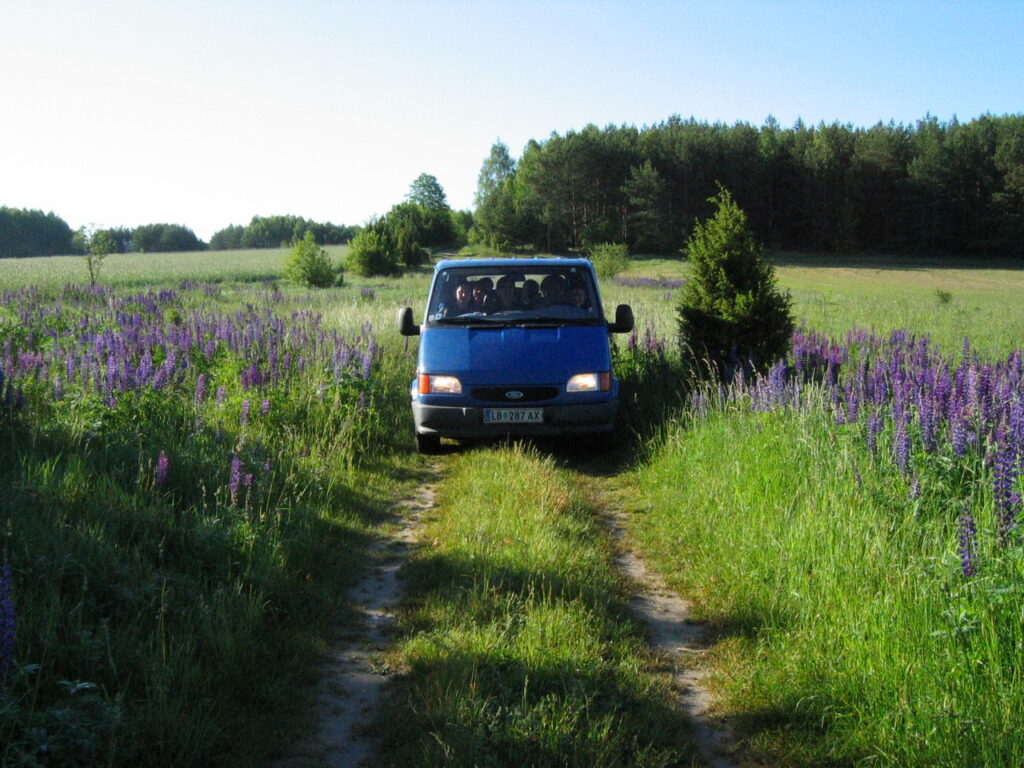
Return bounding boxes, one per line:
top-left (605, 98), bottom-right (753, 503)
top-left (208, 215), bottom-right (359, 250)
top-left (346, 173), bottom-right (470, 276)
top-left (0, 210), bottom-right (359, 258)
top-left (472, 114), bottom-right (1024, 257)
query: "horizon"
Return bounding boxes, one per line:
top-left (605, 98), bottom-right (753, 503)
top-left (2, 0), bottom-right (1022, 242)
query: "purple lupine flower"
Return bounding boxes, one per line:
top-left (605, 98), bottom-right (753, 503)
top-left (155, 450), bottom-right (170, 487)
top-left (261, 398), bottom-right (270, 416)
top-left (958, 507), bottom-right (977, 578)
top-left (229, 454), bottom-right (243, 506)
top-left (216, 385), bottom-right (227, 405)
top-left (360, 339), bottom-right (375, 379)
top-left (151, 366), bottom-right (167, 391)
top-left (992, 444), bottom-right (1021, 545)
top-left (893, 416), bottom-right (911, 472)
top-left (0, 555), bottom-right (14, 681)
top-left (866, 413), bottom-right (882, 453)
top-left (195, 373), bottom-right (208, 404)
top-left (917, 394), bottom-right (938, 453)
top-left (240, 399), bottom-right (251, 427)
top-left (137, 352), bottom-right (153, 384)
top-left (949, 411), bottom-right (968, 457)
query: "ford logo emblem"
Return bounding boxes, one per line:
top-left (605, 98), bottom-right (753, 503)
top-left (505, 390), bottom-right (524, 400)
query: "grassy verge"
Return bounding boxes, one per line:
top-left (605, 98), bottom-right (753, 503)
top-left (0, 280), bottom-right (424, 765)
top-left (629, 403), bottom-right (1024, 766)
top-left (375, 445), bottom-right (691, 767)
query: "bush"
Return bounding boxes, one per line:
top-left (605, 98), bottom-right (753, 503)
top-left (677, 187), bottom-right (793, 377)
top-left (283, 231), bottom-right (337, 287)
top-left (346, 228), bottom-right (400, 277)
top-left (586, 242), bottom-right (631, 278)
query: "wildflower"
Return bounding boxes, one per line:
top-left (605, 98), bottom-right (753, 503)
top-left (866, 413), bottom-right (882, 453)
top-left (155, 450), bottom-right (170, 488)
top-left (360, 341), bottom-right (376, 380)
top-left (958, 507), bottom-right (977, 578)
top-left (893, 415), bottom-right (911, 473)
top-left (992, 444), bottom-right (1021, 544)
top-left (261, 398), bottom-right (270, 416)
top-left (137, 352), bottom-right (153, 384)
top-left (195, 373), bottom-right (208, 403)
top-left (229, 454), bottom-right (243, 506)
top-left (216, 385), bottom-right (227, 405)
top-left (240, 399), bottom-right (251, 427)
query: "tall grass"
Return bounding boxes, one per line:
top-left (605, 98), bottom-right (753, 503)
top-left (375, 445), bottom-right (691, 767)
top-left (629, 331), bottom-right (1024, 766)
top-left (0, 280), bottom-right (418, 765)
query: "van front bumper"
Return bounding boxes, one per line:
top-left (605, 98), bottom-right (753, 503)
top-left (412, 399), bottom-right (618, 438)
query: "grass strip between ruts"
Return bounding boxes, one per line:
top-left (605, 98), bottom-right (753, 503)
top-left (374, 444), bottom-right (692, 768)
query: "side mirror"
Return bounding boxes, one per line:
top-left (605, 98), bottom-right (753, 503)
top-left (397, 306), bottom-right (420, 336)
top-left (608, 304), bottom-right (634, 334)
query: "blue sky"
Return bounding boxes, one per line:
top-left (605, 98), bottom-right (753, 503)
top-left (2, 0), bottom-right (1022, 241)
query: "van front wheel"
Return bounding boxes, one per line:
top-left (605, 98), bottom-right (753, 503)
top-left (415, 432), bottom-right (441, 454)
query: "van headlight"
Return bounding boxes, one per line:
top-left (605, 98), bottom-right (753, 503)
top-left (566, 372), bottom-right (611, 392)
top-left (419, 373), bottom-right (462, 394)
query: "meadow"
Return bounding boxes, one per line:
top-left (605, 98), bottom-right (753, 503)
top-left (1, 246), bottom-right (1022, 766)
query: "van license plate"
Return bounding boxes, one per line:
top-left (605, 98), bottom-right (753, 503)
top-left (484, 408), bottom-right (543, 424)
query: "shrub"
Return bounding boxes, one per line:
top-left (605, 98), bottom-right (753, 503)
top-left (346, 228), bottom-right (400, 277)
top-left (283, 231), bottom-right (337, 287)
top-left (587, 242), bottom-right (630, 278)
top-left (677, 187), bottom-right (793, 377)
top-left (83, 229), bottom-right (117, 286)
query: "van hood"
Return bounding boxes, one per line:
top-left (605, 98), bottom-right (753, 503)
top-left (419, 325), bottom-right (612, 386)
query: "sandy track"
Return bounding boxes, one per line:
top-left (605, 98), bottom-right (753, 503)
top-left (276, 469), bottom-right (438, 768)
top-left (605, 506), bottom-right (738, 768)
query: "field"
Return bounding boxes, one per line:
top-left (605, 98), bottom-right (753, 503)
top-left (1, 247), bottom-right (1022, 766)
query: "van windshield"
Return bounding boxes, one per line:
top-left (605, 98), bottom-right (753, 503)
top-left (425, 265), bottom-right (602, 326)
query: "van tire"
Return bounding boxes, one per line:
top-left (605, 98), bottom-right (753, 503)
top-left (416, 432), bottom-right (441, 454)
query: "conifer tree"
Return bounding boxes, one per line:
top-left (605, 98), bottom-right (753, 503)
top-left (677, 187), bottom-right (793, 377)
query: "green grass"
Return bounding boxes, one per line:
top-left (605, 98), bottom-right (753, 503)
top-left (772, 251), bottom-right (1024, 354)
top-left (5, 245), bottom-right (1024, 766)
top-left (611, 251), bottom-right (1024, 355)
top-left (0, 247), bottom-right (344, 289)
top-left (375, 445), bottom-right (691, 768)
top-left (0, 279), bottom-right (424, 765)
top-left (627, 395), bottom-right (1024, 767)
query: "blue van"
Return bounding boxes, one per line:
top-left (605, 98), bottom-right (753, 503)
top-left (397, 257), bottom-right (634, 453)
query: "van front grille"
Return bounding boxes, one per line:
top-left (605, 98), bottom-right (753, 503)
top-left (471, 386), bottom-right (559, 403)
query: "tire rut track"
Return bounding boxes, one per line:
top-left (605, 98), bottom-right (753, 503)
top-left (276, 464), bottom-right (439, 768)
top-left (604, 502), bottom-right (738, 768)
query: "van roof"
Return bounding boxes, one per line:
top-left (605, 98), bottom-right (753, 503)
top-left (434, 257), bottom-right (593, 271)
